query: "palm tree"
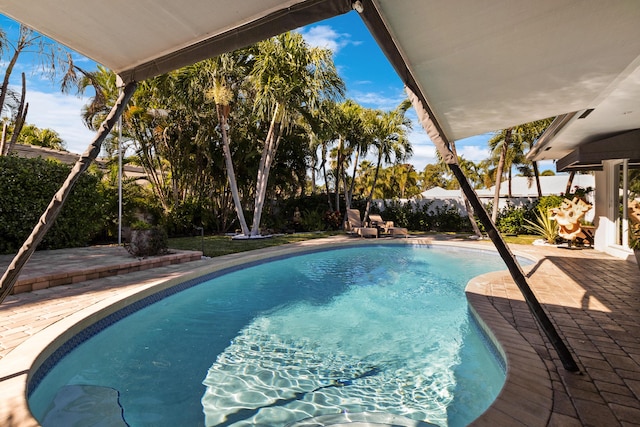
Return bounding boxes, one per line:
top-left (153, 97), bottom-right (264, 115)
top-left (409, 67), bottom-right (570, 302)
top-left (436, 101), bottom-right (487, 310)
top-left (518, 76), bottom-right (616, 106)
top-left (489, 118), bottom-right (554, 221)
top-left (363, 100), bottom-right (412, 221)
top-left (392, 163), bottom-right (419, 199)
top-left (328, 100), bottom-right (361, 212)
top-left (249, 32), bottom-right (344, 236)
top-left (488, 128), bottom-right (511, 222)
top-left (203, 52), bottom-right (252, 236)
top-left (344, 104), bottom-right (370, 209)
top-left (17, 124), bottom-right (65, 150)
top-left (304, 99), bottom-right (339, 210)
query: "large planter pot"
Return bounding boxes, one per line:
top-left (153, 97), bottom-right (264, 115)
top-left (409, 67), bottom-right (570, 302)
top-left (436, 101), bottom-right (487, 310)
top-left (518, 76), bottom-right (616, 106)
top-left (635, 249), bottom-right (640, 268)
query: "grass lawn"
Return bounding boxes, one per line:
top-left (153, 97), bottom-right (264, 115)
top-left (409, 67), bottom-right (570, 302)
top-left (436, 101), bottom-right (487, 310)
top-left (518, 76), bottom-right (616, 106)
top-left (168, 231), bottom-right (541, 258)
top-left (168, 232), bottom-right (342, 258)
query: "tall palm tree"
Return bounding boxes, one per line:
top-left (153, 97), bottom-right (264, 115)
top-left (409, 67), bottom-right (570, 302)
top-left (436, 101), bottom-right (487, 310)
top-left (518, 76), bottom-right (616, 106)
top-left (203, 52), bottom-right (252, 236)
top-left (363, 100), bottom-right (412, 221)
top-left (488, 128), bottom-right (511, 222)
top-left (329, 100), bottom-right (360, 212)
top-left (303, 99), bottom-right (338, 209)
top-left (345, 104), bottom-right (370, 209)
top-left (489, 118), bottom-right (554, 221)
top-left (249, 32), bottom-right (344, 236)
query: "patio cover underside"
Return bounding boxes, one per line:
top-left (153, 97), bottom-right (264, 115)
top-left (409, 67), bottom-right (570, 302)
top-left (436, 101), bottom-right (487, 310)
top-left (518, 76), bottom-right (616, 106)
top-left (557, 129), bottom-right (640, 171)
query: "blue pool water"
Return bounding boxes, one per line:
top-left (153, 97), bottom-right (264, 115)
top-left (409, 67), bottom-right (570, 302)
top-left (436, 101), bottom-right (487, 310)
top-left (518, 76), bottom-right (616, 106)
top-left (29, 245), bottom-right (513, 426)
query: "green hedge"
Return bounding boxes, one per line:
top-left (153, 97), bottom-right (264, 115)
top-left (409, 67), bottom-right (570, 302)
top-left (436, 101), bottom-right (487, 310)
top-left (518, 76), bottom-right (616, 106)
top-left (0, 156), bottom-right (108, 254)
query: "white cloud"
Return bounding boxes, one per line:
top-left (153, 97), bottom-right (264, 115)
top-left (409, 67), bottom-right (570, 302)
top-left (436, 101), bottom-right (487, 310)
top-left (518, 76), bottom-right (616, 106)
top-left (458, 145), bottom-right (490, 162)
top-left (298, 25), bottom-right (360, 53)
top-left (351, 89), bottom-right (406, 111)
top-left (21, 89), bottom-right (95, 154)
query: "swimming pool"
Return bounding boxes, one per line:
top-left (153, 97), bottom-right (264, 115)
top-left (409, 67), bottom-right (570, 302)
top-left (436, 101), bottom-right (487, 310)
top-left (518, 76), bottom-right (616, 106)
top-left (28, 244), bottom-right (513, 426)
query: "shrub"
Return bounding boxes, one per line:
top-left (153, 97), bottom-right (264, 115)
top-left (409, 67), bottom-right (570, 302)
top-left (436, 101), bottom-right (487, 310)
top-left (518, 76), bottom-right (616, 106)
top-left (125, 226), bottom-right (169, 257)
top-left (323, 210), bottom-right (342, 230)
top-left (524, 206), bottom-right (559, 244)
top-left (0, 156), bottom-right (108, 254)
top-left (537, 195), bottom-right (564, 213)
top-left (496, 202), bottom-right (536, 235)
top-left (301, 209), bottom-right (324, 231)
top-left (382, 199), bottom-right (470, 232)
top-left (430, 204), bottom-right (471, 232)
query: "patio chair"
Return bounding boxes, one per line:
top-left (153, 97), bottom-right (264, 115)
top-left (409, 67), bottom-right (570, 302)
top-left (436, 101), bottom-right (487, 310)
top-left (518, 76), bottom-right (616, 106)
top-left (368, 213), bottom-right (408, 238)
top-left (346, 209), bottom-right (378, 238)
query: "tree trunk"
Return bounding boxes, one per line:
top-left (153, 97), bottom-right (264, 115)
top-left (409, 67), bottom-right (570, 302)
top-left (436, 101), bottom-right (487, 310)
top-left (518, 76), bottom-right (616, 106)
top-left (533, 161), bottom-right (542, 198)
top-left (6, 73), bottom-right (29, 155)
top-left (565, 170), bottom-right (576, 196)
top-left (0, 42), bottom-right (22, 116)
top-left (217, 104), bottom-right (249, 236)
top-left (251, 104), bottom-right (283, 236)
top-left (346, 150), bottom-right (360, 209)
top-left (450, 140), bottom-right (482, 238)
top-left (0, 122), bottom-right (7, 156)
top-left (310, 137), bottom-right (317, 195)
top-left (334, 136), bottom-right (344, 213)
top-left (363, 152), bottom-right (383, 223)
top-left (320, 146), bottom-right (333, 212)
top-left (491, 128), bottom-right (511, 222)
top-left (0, 80), bottom-right (137, 304)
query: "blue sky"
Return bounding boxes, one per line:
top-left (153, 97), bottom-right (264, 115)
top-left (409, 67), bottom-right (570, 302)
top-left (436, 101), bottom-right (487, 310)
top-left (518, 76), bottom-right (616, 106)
top-left (1, 11), bottom-right (540, 172)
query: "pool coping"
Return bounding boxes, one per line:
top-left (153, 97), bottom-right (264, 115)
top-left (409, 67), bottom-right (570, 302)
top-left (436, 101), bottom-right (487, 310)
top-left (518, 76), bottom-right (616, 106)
top-left (0, 237), bottom-right (552, 426)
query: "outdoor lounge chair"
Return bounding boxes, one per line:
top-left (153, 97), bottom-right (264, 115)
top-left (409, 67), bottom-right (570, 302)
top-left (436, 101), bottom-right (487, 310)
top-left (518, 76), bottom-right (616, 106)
top-left (346, 209), bottom-right (378, 238)
top-left (368, 213), bottom-right (408, 238)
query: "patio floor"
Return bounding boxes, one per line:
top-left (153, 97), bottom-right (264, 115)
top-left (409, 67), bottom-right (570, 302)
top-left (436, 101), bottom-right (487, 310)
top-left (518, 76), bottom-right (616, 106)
top-left (0, 236), bottom-right (638, 426)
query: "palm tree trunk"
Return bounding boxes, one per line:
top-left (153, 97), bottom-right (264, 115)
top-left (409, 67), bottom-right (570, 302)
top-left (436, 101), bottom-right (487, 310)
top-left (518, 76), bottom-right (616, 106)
top-left (450, 141), bottom-right (482, 238)
top-left (491, 129), bottom-right (511, 222)
top-left (334, 136), bottom-right (344, 212)
top-left (565, 170), bottom-right (576, 196)
top-left (0, 43), bottom-right (22, 115)
top-left (320, 146), bottom-right (333, 212)
top-left (217, 104), bottom-right (249, 236)
top-left (363, 152), bottom-right (383, 223)
top-left (533, 161), bottom-right (542, 198)
top-left (347, 151), bottom-right (360, 208)
top-left (251, 105), bottom-right (283, 236)
top-left (6, 73), bottom-right (29, 155)
top-left (0, 80), bottom-right (137, 304)
top-left (0, 122), bottom-right (7, 156)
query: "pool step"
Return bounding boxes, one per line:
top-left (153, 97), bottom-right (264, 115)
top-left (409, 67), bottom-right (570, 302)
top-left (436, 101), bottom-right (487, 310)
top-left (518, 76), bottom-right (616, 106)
top-left (40, 384), bottom-right (129, 427)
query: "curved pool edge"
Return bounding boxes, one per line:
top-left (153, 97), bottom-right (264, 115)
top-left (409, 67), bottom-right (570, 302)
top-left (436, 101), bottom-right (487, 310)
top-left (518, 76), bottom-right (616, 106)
top-left (1, 236), bottom-right (552, 426)
top-left (465, 270), bottom-right (553, 426)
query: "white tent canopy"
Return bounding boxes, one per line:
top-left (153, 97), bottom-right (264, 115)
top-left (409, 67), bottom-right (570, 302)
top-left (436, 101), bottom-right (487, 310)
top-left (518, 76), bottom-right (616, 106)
top-left (1, 0), bottom-right (638, 153)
